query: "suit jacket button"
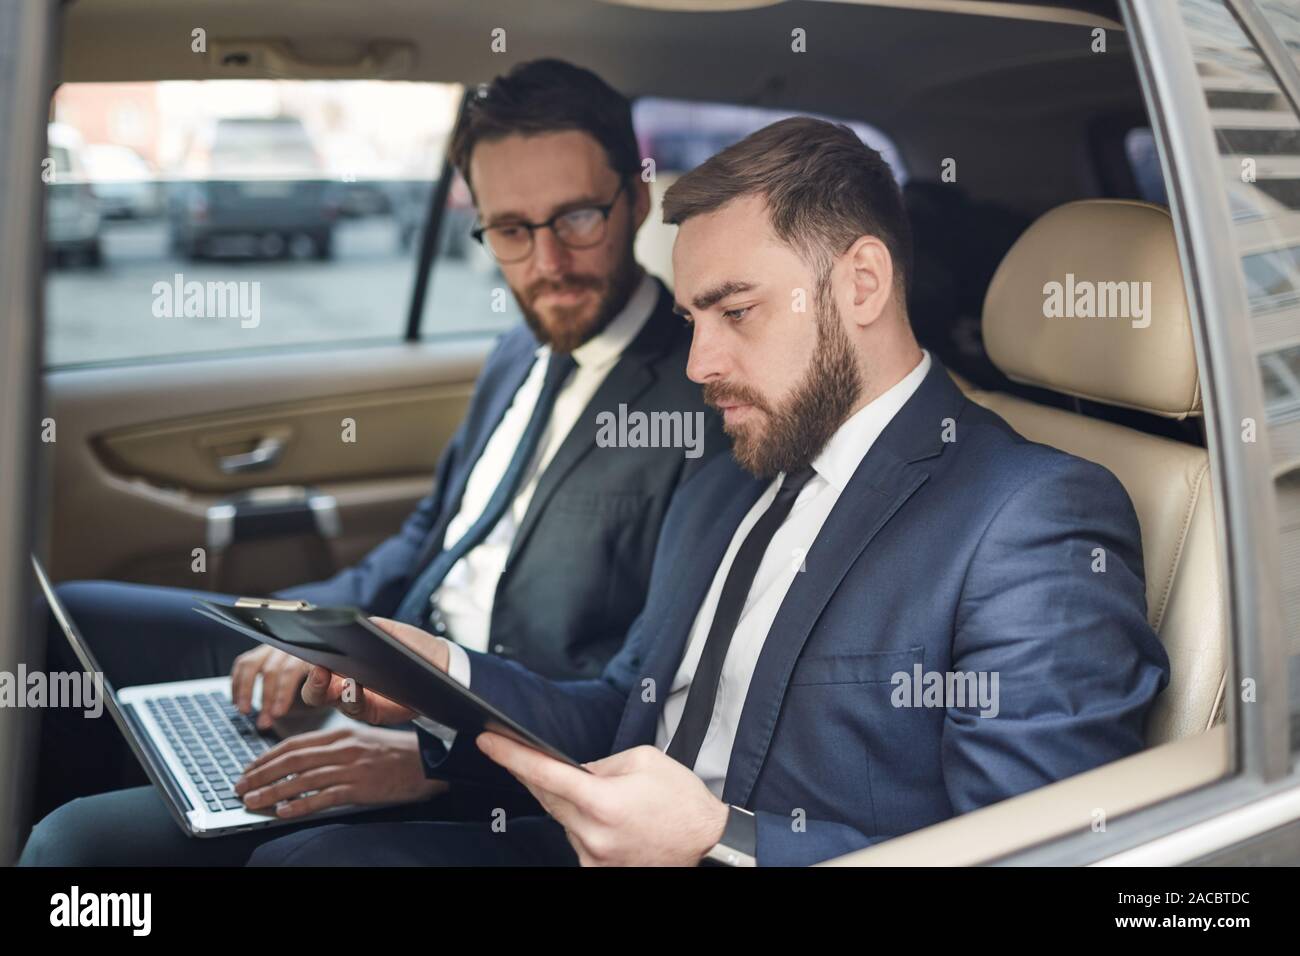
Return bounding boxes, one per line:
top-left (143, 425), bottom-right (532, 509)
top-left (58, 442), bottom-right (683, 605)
top-left (493, 643), bottom-right (507, 654)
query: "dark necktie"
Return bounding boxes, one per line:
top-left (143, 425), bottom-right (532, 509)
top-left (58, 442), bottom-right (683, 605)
top-left (393, 352), bottom-right (579, 626)
top-left (665, 465), bottom-right (819, 770)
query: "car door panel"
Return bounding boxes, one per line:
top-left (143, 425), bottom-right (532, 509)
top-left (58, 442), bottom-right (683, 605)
top-left (43, 338), bottom-right (493, 594)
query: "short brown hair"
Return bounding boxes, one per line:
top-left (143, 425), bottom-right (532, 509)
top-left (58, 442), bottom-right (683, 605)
top-left (449, 59), bottom-right (639, 192)
top-left (662, 117), bottom-right (912, 297)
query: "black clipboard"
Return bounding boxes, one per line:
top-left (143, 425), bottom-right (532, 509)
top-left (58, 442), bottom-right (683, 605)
top-left (193, 598), bottom-right (586, 771)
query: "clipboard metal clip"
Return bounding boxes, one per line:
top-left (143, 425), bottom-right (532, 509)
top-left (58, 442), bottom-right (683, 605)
top-left (234, 597), bottom-right (316, 611)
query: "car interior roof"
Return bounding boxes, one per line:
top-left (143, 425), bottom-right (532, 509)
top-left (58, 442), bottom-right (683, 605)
top-left (61, 0), bottom-right (1137, 128)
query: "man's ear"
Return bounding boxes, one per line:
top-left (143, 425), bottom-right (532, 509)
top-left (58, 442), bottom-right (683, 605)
top-left (843, 234), bottom-right (894, 330)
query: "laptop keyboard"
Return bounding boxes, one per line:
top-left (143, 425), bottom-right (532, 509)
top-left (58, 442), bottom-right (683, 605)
top-left (145, 691), bottom-right (276, 814)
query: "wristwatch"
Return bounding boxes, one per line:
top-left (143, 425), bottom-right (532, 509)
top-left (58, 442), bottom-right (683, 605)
top-left (703, 804), bottom-right (757, 867)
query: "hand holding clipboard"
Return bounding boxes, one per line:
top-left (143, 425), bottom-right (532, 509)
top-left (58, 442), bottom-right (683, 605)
top-left (300, 615), bottom-right (450, 725)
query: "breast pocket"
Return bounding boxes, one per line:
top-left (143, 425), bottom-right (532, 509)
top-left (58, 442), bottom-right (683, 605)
top-left (787, 646), bottom-right (924, 686)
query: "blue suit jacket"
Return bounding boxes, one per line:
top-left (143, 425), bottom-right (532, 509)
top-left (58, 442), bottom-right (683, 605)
top-left (418, 358), bottom-right (1171, 865)
top-left (279, 279), bottom-right (726, 679)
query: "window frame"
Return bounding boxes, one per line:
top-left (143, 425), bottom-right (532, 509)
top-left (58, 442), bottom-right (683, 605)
top-left (404, 88), bottom-right (469, 343)
top-left (0, 0), bottom-right (55, 868)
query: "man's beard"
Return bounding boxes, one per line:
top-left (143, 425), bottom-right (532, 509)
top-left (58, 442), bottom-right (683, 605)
top-left (704, 283), bottom-right (863, 479)
top-left (514, 239), bottom-right (640, 354)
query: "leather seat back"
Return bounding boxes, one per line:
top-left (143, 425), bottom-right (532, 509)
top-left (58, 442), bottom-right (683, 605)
top-left (967, 199), bottom-right (1225, 743)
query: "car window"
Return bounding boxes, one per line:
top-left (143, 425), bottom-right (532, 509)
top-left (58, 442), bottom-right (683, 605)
top-left (1175, 0), bottom-right (1300, 754)
top-left (49, 145), bottom-right (72, 175)
top-left (1124, 127), bottom-right (1170, 205)
top-left (43, 79), bottom-right (461, 367)
top-left (1257, 2), bottom-right (1300, 74)
top-left (417, 167), bottom-right (522, 342)
top-left (633, 97), bottom-right (905, 179)
top-left (630, 97), bottom-right (904, 286)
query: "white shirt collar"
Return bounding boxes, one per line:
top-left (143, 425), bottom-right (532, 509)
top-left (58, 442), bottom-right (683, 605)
top-left (537, 270), bottom-right (658, 371)
top-left (807, 349), bottom-right (932, 493)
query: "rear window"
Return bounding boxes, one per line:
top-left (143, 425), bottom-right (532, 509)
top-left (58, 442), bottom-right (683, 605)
top-left (624, 97), bottom-right (904, 286)
top-left (43, 79), bottom-right (464, 367)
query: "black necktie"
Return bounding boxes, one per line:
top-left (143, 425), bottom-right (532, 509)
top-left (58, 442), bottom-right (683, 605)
top-left (393, 352), bottom-right (579, 626)
top-left (665, 465), bottom-right (819, 770)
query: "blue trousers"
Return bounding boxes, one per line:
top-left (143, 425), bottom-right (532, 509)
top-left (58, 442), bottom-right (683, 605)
top-left (19, 784), bottom-right (511, 866)
top-left (247, 814), bottom-right (579, 866)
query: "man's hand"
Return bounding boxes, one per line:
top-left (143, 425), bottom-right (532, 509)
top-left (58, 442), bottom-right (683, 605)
top-left (231, 645), bottom-right (313, 730)
top-left (233, 726), bottom-right (448, 818)
top-left (477, 735), bottom-right (729, 866)
top-left (300, 616), bottom-right (449, 726)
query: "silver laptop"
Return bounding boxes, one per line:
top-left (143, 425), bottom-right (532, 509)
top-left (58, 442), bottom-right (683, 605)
top-left (34, 556), bottom-right (361, 837)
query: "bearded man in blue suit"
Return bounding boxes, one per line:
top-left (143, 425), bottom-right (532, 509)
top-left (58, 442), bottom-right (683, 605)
top-left (249, 116), bottom-right (1169, 868)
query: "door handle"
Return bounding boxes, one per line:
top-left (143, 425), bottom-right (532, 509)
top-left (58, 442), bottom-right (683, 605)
top-left (216, 435), bottom-right (285, 474)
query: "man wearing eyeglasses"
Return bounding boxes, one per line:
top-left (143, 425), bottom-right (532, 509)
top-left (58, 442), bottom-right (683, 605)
top-left (22, 58), bottom-right (724, 865)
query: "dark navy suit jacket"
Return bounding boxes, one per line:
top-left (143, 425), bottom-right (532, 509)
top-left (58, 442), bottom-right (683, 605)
top-left (417, 357), bottom-right (1171, 865)
top-left (281, 278), bottom-right (726, 680)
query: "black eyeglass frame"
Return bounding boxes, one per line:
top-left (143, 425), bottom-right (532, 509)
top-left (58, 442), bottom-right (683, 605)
top-left (470, 179), bottom-right (630, 263)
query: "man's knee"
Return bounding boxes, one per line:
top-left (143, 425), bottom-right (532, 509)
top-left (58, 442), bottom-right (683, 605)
top-left (54, 580), bottom-right (124, 623)
top-left (47, 581), bottom-right (133, 661)
top-left (19, 798), bottom-right (114, 866)
top-left (33, 581), bottom-right (103, 666)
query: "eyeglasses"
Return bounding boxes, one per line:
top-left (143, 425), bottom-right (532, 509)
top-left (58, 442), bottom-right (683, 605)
top-left (471, 181), bottom-right (627, 263)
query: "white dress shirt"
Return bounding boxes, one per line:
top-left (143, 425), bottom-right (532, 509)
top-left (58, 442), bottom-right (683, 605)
top-left (426, 348), bottom-right (932, 773)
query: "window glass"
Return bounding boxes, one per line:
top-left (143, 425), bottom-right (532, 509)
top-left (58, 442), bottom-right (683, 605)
top-left (45, 80), bottom-right (460, 366)
top-left (630, 98), bottom-right (905, 286)
top-left (1176, 0), bottom-right (1300, 750)
top-left (1257, 1), bottom-right (1300, 74)
top-left (417, 169), bottom-right (523, 341)
top-left (1125, 126), bottom-right (1170, 205)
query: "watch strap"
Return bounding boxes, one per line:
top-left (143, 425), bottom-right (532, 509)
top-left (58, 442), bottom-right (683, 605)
top-left (704, 804), bottom-right (757, 867)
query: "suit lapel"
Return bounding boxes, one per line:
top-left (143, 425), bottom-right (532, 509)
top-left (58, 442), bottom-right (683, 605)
top-left (722, 360), bottom-right (968, 806)
top-left (411, 345), bottom-right (535, 573)
top-left (503, 282), bottom-right (678, 568)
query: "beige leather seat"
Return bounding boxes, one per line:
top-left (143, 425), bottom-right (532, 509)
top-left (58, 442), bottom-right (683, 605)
top-left (955, 199), bottom-right (1226, 744)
